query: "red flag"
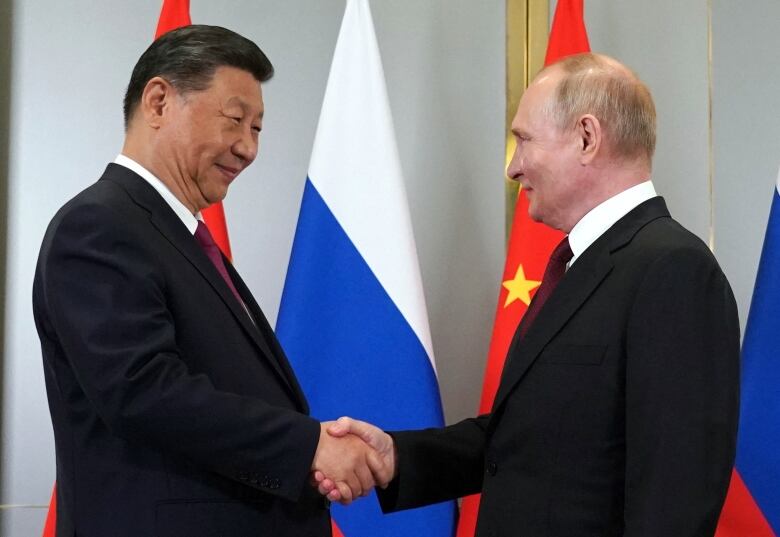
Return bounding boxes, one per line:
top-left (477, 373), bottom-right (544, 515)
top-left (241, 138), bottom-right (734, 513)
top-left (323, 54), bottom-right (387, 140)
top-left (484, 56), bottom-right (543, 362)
top-left (455, 2), bottom-right (590, 535)
top-left (40, 486), bottom-right (56, 537)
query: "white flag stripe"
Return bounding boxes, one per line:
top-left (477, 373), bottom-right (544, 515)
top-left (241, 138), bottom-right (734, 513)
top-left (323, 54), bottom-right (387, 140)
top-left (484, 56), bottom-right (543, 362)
top-left (308, 0), bottom-right (435, 365)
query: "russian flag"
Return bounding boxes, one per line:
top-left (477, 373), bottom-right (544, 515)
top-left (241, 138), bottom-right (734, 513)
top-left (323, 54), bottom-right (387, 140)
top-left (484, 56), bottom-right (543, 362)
top-left (275, 1), bottom-right (456, 536)
top-left (716, 166), bottom-right (780, 537)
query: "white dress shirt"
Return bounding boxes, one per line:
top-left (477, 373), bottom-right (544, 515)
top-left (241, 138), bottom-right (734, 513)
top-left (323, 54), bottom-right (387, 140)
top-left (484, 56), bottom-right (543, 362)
top-left (568, 181), bottom-right (657, 269)
top-left (114, 154), bottom-right (202, 234)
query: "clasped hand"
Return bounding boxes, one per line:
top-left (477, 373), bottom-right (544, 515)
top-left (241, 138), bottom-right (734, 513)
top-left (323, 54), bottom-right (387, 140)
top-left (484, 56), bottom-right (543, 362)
top-left (310, 417), bottom-right (395, 505)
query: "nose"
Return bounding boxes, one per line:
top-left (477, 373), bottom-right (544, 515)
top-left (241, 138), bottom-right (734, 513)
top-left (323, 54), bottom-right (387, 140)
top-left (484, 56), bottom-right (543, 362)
top-left (233, 127), bottom-right (258, 165)
top-left (506, 142), bottom-right (522, 181)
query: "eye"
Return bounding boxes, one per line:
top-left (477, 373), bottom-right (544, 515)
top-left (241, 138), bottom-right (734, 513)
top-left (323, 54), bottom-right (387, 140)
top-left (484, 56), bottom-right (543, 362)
top-left (230, 116), bottom-right (242, 124)
top-left (251, 126), bottom-right (261, 134)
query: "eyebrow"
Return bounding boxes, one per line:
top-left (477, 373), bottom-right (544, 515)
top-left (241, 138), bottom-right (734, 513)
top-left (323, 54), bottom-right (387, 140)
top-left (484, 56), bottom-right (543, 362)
top-left (511, 126), bottom-right (528, 137)
top-left (226, 97), bottom-right (264, 120)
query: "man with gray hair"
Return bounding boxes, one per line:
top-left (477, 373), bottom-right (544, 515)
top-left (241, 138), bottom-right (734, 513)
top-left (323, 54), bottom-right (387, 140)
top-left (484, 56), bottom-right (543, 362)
top-left (318, 53), bottom-right (740, 537)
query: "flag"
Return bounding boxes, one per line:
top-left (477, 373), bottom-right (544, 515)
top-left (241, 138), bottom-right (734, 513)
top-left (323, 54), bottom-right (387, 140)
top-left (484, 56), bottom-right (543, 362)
top-left (40, 2), bottom-right (234, 535)
top-left (455, 1), bottom-right (590, 535)
top-left (715, 168), bottom-right (780, 536)
top-left (275, 0), bottom-right (456, 536)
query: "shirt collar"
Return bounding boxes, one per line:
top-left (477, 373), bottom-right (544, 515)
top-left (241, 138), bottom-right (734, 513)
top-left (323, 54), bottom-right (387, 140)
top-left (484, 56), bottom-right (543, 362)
top-left (114, 154), bottom-right (201, 235)
top-left (568, 180), bottom-right (657, 268)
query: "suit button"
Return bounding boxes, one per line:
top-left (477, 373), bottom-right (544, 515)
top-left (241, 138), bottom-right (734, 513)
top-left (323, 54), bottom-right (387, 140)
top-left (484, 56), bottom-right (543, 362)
top-left (487, 461), bottom-right (498, 476)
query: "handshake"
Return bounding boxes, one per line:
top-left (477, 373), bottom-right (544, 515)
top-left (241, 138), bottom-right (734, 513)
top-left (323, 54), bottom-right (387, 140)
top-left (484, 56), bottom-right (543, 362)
top-left (310, 417), bottom-right (395, 505)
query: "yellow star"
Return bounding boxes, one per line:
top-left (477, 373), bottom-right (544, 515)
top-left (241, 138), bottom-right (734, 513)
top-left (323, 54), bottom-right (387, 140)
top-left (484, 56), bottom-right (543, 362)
top-left (502, 264), bottom-right (541, 307)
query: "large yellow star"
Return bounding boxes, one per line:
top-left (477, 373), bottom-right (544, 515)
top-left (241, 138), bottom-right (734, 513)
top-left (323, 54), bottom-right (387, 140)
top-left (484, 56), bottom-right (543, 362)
top-left (502, 264), bottom-right (541, 307)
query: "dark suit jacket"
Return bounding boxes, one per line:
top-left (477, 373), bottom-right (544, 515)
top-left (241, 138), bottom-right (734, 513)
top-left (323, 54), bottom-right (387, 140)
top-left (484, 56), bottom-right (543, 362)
top-left (33, 164), bottom-right (331, 537)
top-left (379, 197), bottom-right (740, 537)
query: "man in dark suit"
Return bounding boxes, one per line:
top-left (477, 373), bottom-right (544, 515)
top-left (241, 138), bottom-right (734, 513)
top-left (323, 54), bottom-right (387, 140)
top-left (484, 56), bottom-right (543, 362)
top-left (33, 25), bottom-right (388, 537)
top-left (317, 53), bottom-right (740, 536)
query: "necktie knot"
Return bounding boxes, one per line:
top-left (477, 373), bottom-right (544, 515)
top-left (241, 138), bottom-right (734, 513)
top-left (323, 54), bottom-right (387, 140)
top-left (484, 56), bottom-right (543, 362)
top-left (195, 221), bottom-right (218, 251)
top-left (518, 236), bottom-right (572, 338)
top-left (551, 237), bottom-right (574, 266)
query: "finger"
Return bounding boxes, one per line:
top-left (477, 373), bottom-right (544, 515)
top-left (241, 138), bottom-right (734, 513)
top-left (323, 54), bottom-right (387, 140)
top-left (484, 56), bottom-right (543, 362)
top-left (327, 488), bottom-right (342, 502)
top-left (317, 478), bottom-right (336, 496)
top-left (355, 460), bottom-right (375, 496)
top-left (345, 471), bottom-right (363, 500)
top-left (326, 416), bottom-right (351, 437)
top-left (313, 470), bottom-right (326, 483)
top-left (366, 449), bottom-right (391, 487)
top-left (336, 481), bottom-right (353, 504)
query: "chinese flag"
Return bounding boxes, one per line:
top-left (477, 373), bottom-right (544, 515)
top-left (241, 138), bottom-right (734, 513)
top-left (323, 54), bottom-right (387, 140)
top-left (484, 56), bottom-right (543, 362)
top-left (454, 1), bottom-right (590, 536)
top-left (40, 2), bottom-right (234, 535)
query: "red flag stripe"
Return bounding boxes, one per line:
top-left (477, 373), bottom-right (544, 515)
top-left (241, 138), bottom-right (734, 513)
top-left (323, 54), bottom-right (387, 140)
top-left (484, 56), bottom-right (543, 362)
top-left (331, 520), bottom-right (346, 537)
top-left (455, 2), bottom-right (589, 536)
top-left (716, 470), bottom-right (776, 537)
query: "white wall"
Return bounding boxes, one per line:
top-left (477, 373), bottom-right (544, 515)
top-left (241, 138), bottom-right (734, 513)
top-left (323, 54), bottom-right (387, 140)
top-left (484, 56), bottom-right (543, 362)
top-left (1, 1), bottom-right (504, 534)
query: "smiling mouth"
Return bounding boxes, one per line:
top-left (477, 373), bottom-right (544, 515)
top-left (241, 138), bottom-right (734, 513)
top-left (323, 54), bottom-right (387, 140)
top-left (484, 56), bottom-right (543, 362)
top-left (216, 164), bottom-right (240, 181)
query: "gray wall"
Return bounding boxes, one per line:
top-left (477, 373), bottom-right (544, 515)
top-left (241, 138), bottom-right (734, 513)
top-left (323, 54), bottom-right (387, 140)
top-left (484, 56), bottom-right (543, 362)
top-left (711, 0), bottom-right (780, 328)
top-left (2, 1), bottom-right (778, 536)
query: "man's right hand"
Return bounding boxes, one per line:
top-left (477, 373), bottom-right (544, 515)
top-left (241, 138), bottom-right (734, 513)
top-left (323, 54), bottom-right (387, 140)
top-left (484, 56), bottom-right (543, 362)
top-left (311, 421), bottom-right (390, 505)
top-left (313, 417), bottom-right (396, 503)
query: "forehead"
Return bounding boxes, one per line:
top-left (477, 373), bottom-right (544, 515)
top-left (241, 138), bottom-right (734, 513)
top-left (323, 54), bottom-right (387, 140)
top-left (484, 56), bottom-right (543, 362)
top-left (513, 68), bottom-right (562, 129)
top-left (203, 65), bottom-right (264, 111)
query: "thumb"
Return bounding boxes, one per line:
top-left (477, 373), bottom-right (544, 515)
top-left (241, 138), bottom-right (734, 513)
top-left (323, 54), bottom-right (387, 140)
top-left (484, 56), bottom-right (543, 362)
top-left (326, 416), bottom-right (352, 437)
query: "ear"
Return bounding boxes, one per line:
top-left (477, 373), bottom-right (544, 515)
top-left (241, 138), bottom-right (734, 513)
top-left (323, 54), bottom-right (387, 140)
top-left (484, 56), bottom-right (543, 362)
top-left (576, 114), bottom-right (602, 164)
top-left (140, 76), bottom-right (175, 129)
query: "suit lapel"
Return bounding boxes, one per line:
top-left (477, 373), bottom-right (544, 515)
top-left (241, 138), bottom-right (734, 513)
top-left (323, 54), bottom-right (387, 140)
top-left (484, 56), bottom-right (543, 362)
top-left (491, 196), bottom-right (672, 415)
top-left (492, 247), bottom-right (613, 412)
top-left (225, 262), bottom-right (310, 412)
top-left (102, 164), bottom-right (301, 404)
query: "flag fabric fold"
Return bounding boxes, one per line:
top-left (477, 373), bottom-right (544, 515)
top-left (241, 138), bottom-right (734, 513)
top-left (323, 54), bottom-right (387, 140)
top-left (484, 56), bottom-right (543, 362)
top-left (716, 168), bottom-right (780, 536)
top-left (455, 2), bottom-right (589, 535)
top-left (276, 0), bottom-right (455, 535)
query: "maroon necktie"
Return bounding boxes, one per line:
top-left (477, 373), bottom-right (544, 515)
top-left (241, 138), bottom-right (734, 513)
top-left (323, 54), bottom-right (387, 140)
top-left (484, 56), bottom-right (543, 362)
top-left (194, 221), bottom-right (244, 307)
top-left (519, 236), bottom-right (574, 338)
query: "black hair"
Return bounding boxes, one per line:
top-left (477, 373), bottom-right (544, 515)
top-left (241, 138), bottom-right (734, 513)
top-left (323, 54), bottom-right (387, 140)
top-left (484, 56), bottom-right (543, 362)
top-left (122, 24), bottom-right (273, 128)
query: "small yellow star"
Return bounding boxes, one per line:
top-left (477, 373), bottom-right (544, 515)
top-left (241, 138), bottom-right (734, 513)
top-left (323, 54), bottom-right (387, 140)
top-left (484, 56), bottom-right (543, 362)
top-left (502, 264), bottom-right (541, 307)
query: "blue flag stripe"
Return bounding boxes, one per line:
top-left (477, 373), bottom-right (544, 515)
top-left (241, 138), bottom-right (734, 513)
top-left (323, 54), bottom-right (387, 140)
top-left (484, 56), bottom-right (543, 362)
top-left (735, 189), bottom-right (780, 532)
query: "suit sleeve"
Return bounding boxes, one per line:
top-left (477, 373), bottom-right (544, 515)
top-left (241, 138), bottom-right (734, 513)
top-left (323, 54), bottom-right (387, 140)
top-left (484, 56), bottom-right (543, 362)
top-left (377, 414), bottom-right (489, 512)
top-left (36, 203), bottom-right (321, 503)
top-left (623, 245), bottom-right (740, 536)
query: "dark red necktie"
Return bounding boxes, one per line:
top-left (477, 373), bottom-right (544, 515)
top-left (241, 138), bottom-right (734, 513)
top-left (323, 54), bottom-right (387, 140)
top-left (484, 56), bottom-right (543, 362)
top-left (519, 236), bottom-right (574, 338)
top-left (194, 221), bottom-right (244, 307)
